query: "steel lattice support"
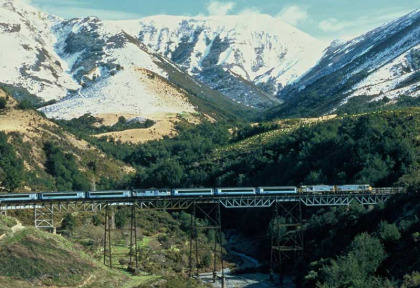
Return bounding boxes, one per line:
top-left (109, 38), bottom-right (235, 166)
top-left (104, 205), bottom-right (113, 268)
top-left (189, 202), bottom-right (195, 277)
top-left (34, 204), bottom-right (55, 232)
top-left (270, 201), bottom-right (304, 284)
top-left (129, 203), bottom-right (138, 269)
top-left (188, 202), bottom-right (225, 287)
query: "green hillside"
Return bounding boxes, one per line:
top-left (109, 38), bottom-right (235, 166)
top-left (0, 215), bottom-right (160, 288)
top-left (120, 108), bottom-right (420, 189)
top-left (300, 189), bottom-right (420, 287)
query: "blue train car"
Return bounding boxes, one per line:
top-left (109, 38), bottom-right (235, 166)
top-left (172, 188), bottom-right (214, 197)
top-left (215, 187), bottom-right (256, 195)
top-left (257, 186), bottom-right (297, 194)
top-left (133, 189), bottom-right (171, 197)
top-left (0, 193), bottom-right (38, 202)
top-left (39, 191), bottom-right (85, 200)
top-left (87, 190), bottom-right (131, 199)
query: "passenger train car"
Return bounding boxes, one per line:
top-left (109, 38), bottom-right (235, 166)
top-left (133, 189), bottom-right (171, 197)
top-left (0, 193), bottom-right (38, 202)
top-left (215, 187), bottom-right (256, 195)
top-left (39, 191), bottom-right (85, 200)
top-left (172, 188), bottom-right (214, 196)
top-left (258, 186), bottom-right (297, 194)
top-left (87, 190), bottom-right (131, 199)
top-left (0, 184), bottom-right (378, 203)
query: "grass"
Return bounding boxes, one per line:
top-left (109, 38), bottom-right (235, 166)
top-left (0, 215), bottom-right (17, 234)
top-left (214, 116), bottom-right (337, 160)
top-left (0, 228), bottom-right (94, 286)
top-left (0, 221), bottom-right (165, 288)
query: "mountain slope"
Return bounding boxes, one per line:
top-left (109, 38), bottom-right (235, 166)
top-left (111, 14), bottom-right (326, 108)
top-left (0, 0), bottom-right (78, 101)
top-left (0, 88), bottom-right (133, 191)
top-left (0, 0), bottom-right (251, 123)
top-left (0, 215), bottom-right (161, 288)
top-left (268, 9), bottom-right (420, 118)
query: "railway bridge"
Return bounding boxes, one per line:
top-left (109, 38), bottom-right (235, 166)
top-left (0, 190), bottom-right (398, 286)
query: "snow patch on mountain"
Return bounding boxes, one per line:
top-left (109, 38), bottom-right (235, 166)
top-left (41, 67), bottom-right (196, 119)
top-left (0, 0), bottom-right (79, 100)
top-left (110, 14), bottom-right (327, 98)
top-left (346, 44), bottom-right (420, 99)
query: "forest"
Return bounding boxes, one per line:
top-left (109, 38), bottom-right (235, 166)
top-left (1, 106), bottom-right (420, 287)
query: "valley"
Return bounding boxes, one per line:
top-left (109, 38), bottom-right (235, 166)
top-left (0, 0), bottom-right (419, 287)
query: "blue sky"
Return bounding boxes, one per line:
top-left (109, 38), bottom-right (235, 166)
top-left (28, 0), bottom-right (418, 41)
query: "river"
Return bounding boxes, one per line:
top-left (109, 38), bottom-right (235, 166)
top-left (199, 231), bottom-right (295, 288)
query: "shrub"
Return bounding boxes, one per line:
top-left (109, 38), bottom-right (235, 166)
top-left (0, 98), bottom-right (6, 109)
top-left (61, 214), bottom-right (76, 234)
top-left (378, 221), bottom-right (401, 242)
top-left (16, 99), bottom-right (34, 110)
top-left (402, 271), bottom-right (420, 288)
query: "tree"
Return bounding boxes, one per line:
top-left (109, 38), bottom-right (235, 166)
top-left (118, 116), bottom-right (126, 125)
top-left (318, 233), bottom-right (386, 287)
top-left (115, 208), bottom-right (129, 229)
top-left (16, 99), bottom-right (34, 110)
top-left (202, 252), bottom-right (212, 268)
top-left (61, 213), bottom-right (76, 234)
top-left (0, 98), bottom-right (6, 110)
top-left (43, 142), bottom-right (89, 191)
top-left (0, 132), bottom-right (23, 191)
top-left (402, 271), bottom-right (420, 288)
top-left (377, 221), bottom-right (401, 242)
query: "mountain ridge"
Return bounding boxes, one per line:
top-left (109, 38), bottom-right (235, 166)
top-left (110, 13), bottom-right (326, 107)
top-left (268, 9), bottom-right (420, 118)
top-left (0, 0), bottom-right (252, 122)
top-left (0, 0), bottom-right (419, 121)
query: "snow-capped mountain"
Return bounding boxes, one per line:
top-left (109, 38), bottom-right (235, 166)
top-left (1, 0), bottom-right (418, 121)
top-left (39, 15), bottom-right (200, 119)
top-left (0, 0), bottom-right (77, 101)
top-left (0, 0), bottom-right (246, 121)
top-left (110, 14), bottom-right (326, 107)
top-left (270, 9), bottom-right (420, 117)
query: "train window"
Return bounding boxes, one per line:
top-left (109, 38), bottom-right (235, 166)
top-left (42, 193), bottom-right (80, 197)
top-left (0, 194), bottom-right (31, 198)
top-left (89, 192), bottom-right (126, 196)
top-left (218, 189), bottom-right (254, 192)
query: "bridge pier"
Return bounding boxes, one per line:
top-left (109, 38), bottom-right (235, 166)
top-left (270, 201), bottom-right (304, 284)
top-left (188, 202), bottom-right (225, 286)
top-left (103, 205), bottom-right (113, 268)
top-left (34, 204), bottom-right (55, 232)
top-left (129, 203), bottom-right (139, 270)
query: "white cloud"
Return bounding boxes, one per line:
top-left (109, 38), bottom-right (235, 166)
top-left (50, 7), bottom-right (141, 20)
top-left (277, 5), bottom-right (308, 26)
top-left (238, 7), bottom-right (262, 16)
top-left (25, 0), bottom-right (141, 20)
top-left (206, 1), bottom-right (235, 16)
top-left (319, 11), bottom-right (412, 34)
top-left (319, 18), bottom-right (349, 32)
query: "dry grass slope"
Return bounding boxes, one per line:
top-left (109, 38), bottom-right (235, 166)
top-left (0, 88), bottom-right (134, 191)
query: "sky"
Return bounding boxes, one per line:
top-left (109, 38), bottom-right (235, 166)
top-left (27, 0), bottom-right (419, 41)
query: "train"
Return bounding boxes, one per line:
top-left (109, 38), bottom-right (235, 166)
top-left (0, 185), bottom-right (375, 203)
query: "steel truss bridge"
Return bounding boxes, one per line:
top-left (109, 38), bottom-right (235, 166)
top-left (0, 191), bottom-right (396, 287)
top-left (0, 192), bottom-right (394, 214)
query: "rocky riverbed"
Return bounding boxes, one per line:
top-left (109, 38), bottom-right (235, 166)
top-left (199, 230), bottom-right (294, 288)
